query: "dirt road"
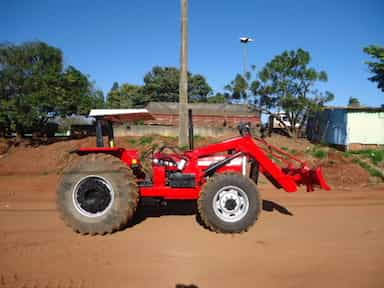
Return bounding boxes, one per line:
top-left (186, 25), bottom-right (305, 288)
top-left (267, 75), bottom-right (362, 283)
top-left (0, 175), bottom-right (384, 288)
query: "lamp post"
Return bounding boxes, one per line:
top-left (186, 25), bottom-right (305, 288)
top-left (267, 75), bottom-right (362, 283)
top-left (240, 37), bottom-right (254, 76)
top-left (240, 37), bottom-right (254, 104)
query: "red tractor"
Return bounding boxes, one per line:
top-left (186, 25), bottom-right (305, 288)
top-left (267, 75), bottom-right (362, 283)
top-left (57, 109), bottom-right (330, 234)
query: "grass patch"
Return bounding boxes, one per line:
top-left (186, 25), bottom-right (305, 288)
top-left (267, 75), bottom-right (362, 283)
top-left (280, 146), bottom-right (289, 151)
top-left (127, 138), bottom-right (137, 145)
top-left (179, 144), bottom-right (190, 151)
top-left (343, 151), bottom-right (353, 158)
top-left (290, 149), bottom-right (298, 155)
top-left (353, 158), bottom-right (384, 180)
top-left (311, 149), bottom-right (328, 159)
top-left (150, 143), bottom-right (159, 150)
top-left (348, 149), bottom-right (384, 165)
top-left (193, 135), bottom-right (205, 142)
top-left (269, 154), bottom-right (282, 164)
top-left (139, 136), bottom-right (154, 145)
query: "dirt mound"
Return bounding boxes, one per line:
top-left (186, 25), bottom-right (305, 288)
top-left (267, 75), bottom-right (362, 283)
top-left (0, 142), bottom-right (8, 155)
top-left (322, 162), bottom-right (370, 188)
top-left (263, 136), bottom-right (375, 187)
top-left (0, 137), bottom-right (95, 175)
top-left (318, 150), bottom-right (370, 188)
top-left (0, 135), bottom-right (216, 176)
top-left (265, 134), bottom-right (313, 153)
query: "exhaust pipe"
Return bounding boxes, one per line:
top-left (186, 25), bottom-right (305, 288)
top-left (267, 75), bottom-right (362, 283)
top-left (188, 109), bottom-right (194, 150)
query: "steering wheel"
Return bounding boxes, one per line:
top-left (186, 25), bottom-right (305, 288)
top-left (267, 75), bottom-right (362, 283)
top-left (142, 144), bottom-right (183, 161)
top-left (238, 122), bottom-right (251, 136)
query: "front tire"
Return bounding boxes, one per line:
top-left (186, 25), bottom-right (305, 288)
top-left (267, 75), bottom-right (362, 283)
top-left (57, 154), bottom-right (139, 235)
top-left (198, 172), bottom-right (260, 233)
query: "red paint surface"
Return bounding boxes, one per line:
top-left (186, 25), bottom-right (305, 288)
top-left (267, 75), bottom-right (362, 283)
top-left (78, 135), bottom-right (330, 199)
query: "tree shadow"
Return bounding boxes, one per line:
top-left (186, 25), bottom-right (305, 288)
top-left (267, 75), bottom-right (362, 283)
top-left (126, 199), bottom-right (293, 230)
top-left (175, 285), bottom-right (199, 288)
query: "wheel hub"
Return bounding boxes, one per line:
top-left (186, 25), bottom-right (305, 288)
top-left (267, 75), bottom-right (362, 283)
top-left (213, 185), bottom-right (249, 223)
top-left (224, 198), bottom-right (237, 211)
top-left (73, 176), bottom-right (114, 217)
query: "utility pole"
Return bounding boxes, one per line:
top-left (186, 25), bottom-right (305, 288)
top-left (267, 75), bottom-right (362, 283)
top-left (179, 0), bottom-right (189, 147)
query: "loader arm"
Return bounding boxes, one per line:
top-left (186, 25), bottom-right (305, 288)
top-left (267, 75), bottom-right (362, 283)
top-left (184, 135), bottom-right (330, 192)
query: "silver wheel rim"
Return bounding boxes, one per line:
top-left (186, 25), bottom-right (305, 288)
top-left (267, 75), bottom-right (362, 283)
top-left (72, 175), bottom-right (115, 218)
top-left (212, 185), bottom-right (249, 223)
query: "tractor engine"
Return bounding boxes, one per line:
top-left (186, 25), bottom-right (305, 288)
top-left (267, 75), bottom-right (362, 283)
top-left (151, 151), bottom-right (246, 189)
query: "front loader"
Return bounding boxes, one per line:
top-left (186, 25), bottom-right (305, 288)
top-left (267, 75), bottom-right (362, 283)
top-left (57, 109), bottom-right (330, 234)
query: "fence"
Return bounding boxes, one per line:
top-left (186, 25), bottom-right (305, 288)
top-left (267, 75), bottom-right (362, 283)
top-left (114, 125), bottom-right (246, 138)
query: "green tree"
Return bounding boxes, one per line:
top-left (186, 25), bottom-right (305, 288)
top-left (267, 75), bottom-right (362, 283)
top-left (0, 41), bottom-right (102, 137)
top-left (257, 49), bottom-right (334, 136)
top-left (106, 82), bottom-right (121, 108)
top-left (224, 69), bottom-right (262, 105)
top-left (207, 92), bottom-right (229, 103)
top-left (0, 42), bottom-right (63, 136)
top-left (363, 45), bottom-right (384, 92)
top-left (188, 74), bottom-right (212, 102)
top-left (92, 89), bottom-right (105, 109)
top-left (225, 49), bottom-right (334, 136)
top-left (348, 97), bottom-right (361, 107)
top-left (224, 72), bottom-right (250, 102)
top-left (106, 82), bottom-right (145, 108)
top-left (142, 66), bottom-right (212, 103)
top-left (119, 84), bottom-right (147, 107)
top-left (59, 66), bottom-right (92, 115)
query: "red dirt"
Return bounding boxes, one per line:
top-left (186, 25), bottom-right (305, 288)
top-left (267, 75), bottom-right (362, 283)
top-left (0, 175), bottom-right (383, 288)
top-left (0, 136), bottom-right (383, 287)
top-left (264, 134), bottom-right (313, 153)
top-left (0, 138), bottom-right (94, 175)
top-left (0, 140), bottom-right (10, 155)
top-left (321, 151), bottom-right (371, 188)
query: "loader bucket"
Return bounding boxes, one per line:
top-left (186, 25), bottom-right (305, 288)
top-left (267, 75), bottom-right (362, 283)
top-left (283, 166), bottom-right (331, 192)
top-left (306, 167), bottom-right (331, 192)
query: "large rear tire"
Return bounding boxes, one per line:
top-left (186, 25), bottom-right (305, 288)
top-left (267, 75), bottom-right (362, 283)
top-left (198, 172), bottom-right (260, 233)
top-left (57, 154), bottom-right (139, 235)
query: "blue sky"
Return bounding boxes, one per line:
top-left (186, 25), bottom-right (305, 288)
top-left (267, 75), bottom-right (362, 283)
top-left (1, 0), bottom-right (383, 106)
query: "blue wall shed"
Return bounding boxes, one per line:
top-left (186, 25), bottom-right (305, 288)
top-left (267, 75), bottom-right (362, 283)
top-left (307, 109), bottom-right (347, 145)
top-left (307, 107), bottom-right (384, 149)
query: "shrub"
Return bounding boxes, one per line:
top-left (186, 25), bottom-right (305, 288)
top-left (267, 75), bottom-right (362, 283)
top-left (127, 138), bottom-right (137, 145)
top-left (139, 136), bottom-right (154, 145)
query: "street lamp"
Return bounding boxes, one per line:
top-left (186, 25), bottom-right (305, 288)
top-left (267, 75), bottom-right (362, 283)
top-left (240, 37), bottom-right (254, 75)
top-left (240, 37), bottom-right (254, 104)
